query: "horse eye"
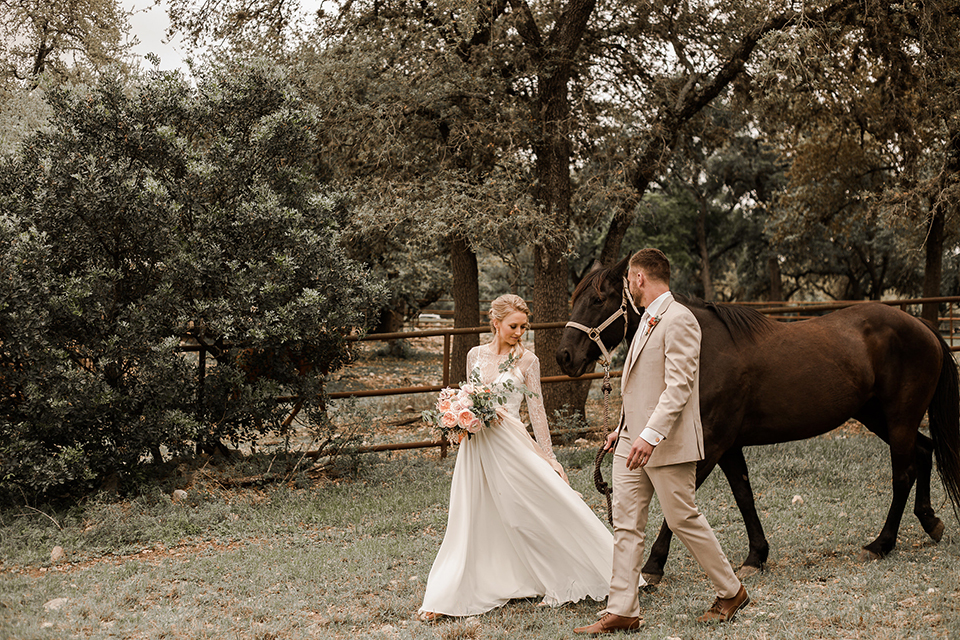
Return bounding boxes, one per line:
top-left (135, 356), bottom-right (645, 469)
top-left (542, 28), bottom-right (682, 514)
top-left (592, 295), bottom-right (604, 306)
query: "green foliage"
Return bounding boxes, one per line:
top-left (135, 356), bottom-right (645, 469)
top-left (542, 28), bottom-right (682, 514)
top-left (0, 0), bottom-right (134, 85)
top-left (0, 62), bottom-right (382, 504)
top-left (0, 84), bottom-right (53, 155)
top-left (749, 1), bottom-right (960, 300)
top-left (761, 123), bottom-right (930, 299)
top-left (339, 196), bottom-right (450, 323)
top-left (297, 11), bottom-right (551, 318)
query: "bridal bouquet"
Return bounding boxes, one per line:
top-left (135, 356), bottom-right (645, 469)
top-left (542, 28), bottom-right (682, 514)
top-left (422, 368), bottom-right (523, 443)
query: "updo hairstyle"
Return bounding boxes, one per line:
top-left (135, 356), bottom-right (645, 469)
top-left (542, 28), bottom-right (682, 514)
top-left (488, 294), bottom-right (531, 334)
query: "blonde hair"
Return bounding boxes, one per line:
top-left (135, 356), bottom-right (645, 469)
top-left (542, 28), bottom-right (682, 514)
top-left (488, 294), bottom-right (531, 332)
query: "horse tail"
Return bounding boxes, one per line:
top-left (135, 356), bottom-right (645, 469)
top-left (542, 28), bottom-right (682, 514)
top-left (926, 326), bottom-right (960, 521)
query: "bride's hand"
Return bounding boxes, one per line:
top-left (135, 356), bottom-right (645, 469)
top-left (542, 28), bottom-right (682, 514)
top-left (495, 407), bottom-right (507, 423)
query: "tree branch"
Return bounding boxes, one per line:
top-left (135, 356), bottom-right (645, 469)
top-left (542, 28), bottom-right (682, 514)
top-left (506, 0), bottom-right (543, 57)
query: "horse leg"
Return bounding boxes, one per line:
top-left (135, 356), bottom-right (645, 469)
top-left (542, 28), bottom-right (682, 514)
top-left (640, 457), bottom-right (719, 585)
top-left (716, 447), bottom-right (769, 578)
top-left (913, 432), bottom-right (945, 542)
top-left (861, 424), bottom-right (918, 560)
top-left (856, 401), bottom-right (932, 559)
top-left (640, 521), bottom-right (673, 585)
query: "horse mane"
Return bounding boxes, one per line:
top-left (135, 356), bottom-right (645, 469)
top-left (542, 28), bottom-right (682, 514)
top-left (572, 257), bottom-right (629, 306)
top-left (676, 294), bottom-right (777, 344)
top-left (572, 262), bottom-right (774, 344)
top-left (571, 268), bottom-right (606, 305)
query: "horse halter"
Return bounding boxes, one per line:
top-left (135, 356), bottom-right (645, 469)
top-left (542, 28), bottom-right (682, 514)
top-left (567, 275), bottom-right (641, 527)
top-left (565, 276), bottom-right (640, 368)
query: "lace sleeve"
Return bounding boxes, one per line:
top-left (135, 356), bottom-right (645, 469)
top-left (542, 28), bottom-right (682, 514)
top-left (465, 347), bottom-right (478, 381)
top-left (522, 354), bottom-right (556, 460)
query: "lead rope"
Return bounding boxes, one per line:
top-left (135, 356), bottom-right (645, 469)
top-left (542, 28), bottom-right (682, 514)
top-left (593, 365), bottom-right (615, 526)
top-left (573, 276), bottom-right (637, 528)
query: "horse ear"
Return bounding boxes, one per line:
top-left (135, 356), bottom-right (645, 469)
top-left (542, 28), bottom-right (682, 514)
top-left (577, 260), bottom-right (604, 282)
top-left (613, 254), bottom-right (631, 277)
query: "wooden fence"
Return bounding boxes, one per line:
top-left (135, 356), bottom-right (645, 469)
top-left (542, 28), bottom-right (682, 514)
top-left (187, 297), bottom-right (960, 458)
top-left (321, 296), bottom-right (960, 457)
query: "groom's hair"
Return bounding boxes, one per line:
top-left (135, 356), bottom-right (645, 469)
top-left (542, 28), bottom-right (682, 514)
top-left (629, 248), bottom-right (670, 285)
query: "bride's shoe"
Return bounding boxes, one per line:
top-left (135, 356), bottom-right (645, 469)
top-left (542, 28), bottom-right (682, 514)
top-left (417, 611), bottom-right (446, 623)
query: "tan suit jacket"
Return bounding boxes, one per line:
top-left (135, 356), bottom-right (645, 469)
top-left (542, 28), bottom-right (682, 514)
top-left (618, 293), bottom-right (704, 466)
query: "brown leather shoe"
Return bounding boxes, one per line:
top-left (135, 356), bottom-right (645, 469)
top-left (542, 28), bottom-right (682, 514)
top-left (573, 613), bottom-right (643, 635)
top-left (697, 584), bottom-right (749, 622)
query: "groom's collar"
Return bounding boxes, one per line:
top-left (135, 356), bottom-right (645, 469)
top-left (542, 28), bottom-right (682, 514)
top-left (643, 290), bottom-right (672, 319)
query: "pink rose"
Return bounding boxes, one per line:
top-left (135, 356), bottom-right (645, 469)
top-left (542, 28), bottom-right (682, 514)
top-left (458, 408), bottom-right (479, 431)
top-left (449, 400), bottom-right (462, 414)
top-left (441, 411), bottom-right (459, 429)
top-left (460, 383), bottom-right (475, 395)
top-left (437, 397), bottom-right (452, 412)
top-left (464, 414), bottom-right (482, 433)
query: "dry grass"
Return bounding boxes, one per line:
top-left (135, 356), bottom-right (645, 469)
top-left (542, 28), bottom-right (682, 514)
top-left (2, 432), bottom-right (959, 639)
top-left (2, 338), bottom-right (959, 638)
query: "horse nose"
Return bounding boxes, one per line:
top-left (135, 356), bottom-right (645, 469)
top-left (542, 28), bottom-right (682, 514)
top-left (556, 345), bottom-right (572, 373)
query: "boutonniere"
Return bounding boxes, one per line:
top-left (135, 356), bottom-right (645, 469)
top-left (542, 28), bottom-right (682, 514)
top-left (644, 315), bottom-right (662, 336)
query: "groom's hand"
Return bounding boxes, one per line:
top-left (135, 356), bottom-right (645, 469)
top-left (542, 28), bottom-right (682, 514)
top-left (626, 438), bottom-right (655, 470)
top-left (603, 430), bottom-right (619, 451)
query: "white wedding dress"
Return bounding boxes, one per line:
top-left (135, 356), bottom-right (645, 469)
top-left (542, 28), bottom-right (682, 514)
top-left (419, 343), bottom-right (613, 617)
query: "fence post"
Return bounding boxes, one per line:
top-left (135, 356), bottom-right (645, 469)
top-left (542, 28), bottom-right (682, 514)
top-left (951, 303), bottom-right (956, 348)
top-left (442, 334), bottom-right (451, 387)
top-left (196, 343), bottom-right (206, 421)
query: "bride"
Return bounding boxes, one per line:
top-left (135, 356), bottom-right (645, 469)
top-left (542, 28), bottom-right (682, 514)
top-left (418, 294), bottom-right (613, 621)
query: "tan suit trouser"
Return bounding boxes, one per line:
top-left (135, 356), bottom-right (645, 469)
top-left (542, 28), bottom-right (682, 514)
top-left (607, 451), bottom-right (741, 617)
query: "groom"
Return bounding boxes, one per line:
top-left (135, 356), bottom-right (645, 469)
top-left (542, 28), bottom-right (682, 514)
top-left (574, 248), bottom-right (748, 635)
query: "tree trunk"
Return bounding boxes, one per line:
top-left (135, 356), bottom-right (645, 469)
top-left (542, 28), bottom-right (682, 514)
top-left (696, 195), bottom-right (715, 301)
top-left (450, 236), bottom-right (480, 383)
top-left (514, 0), bottom-right (599, 419)
top-left (922, 127), bottom-right (959, 327)
top-left (534, 243), bottom-right (578, 417)
top-left (598, 193), bottom-right (642, 267)
top-left (532, 70), bottom-right (580, 420)
top-left (767, 256), bottom-right (782, 301)
top-left (921, 208), bottom-right (944, 327)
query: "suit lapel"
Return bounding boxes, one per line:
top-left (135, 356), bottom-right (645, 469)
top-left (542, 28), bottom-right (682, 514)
top-left (624, 294), bottom-right (675, 383)
top-left (622, 330), bottom-right (640, 383)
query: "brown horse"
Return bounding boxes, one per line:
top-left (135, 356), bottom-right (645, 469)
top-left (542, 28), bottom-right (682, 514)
top-left (556, 256), bottom-right (960, 583)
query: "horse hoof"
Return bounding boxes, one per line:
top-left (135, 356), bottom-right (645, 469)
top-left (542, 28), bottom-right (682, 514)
top-left (641, 572), bottom-right (662, 586)
top-left (737, 565), bottom-right (761, 580)
top-left (929, 520), bottom-right (945, 543)
top-left (857, 549), bottom-right (881, 563)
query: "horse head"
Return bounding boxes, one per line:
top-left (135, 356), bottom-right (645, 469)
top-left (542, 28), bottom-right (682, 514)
top-left (556, 255), bottom-right (642, 377)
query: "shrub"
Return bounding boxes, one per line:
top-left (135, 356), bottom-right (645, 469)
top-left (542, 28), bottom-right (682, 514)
top-left (0, 62), bottom-right (383, 504)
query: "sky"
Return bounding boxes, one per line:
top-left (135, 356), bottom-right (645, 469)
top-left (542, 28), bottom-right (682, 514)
top-left (122, 1), bottom-right (326, 72)
top-left (124, 1), bottom-right (193, 71)
top-left (120, 0), bottom-right (198, 70)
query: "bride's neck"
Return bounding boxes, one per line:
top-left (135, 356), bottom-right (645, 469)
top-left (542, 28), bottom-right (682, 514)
top-left (491, 340), bottom-right (514, 357)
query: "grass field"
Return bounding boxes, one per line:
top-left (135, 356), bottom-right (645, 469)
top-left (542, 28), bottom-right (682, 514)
top-left (2, 427), bottom-right (959, 640)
